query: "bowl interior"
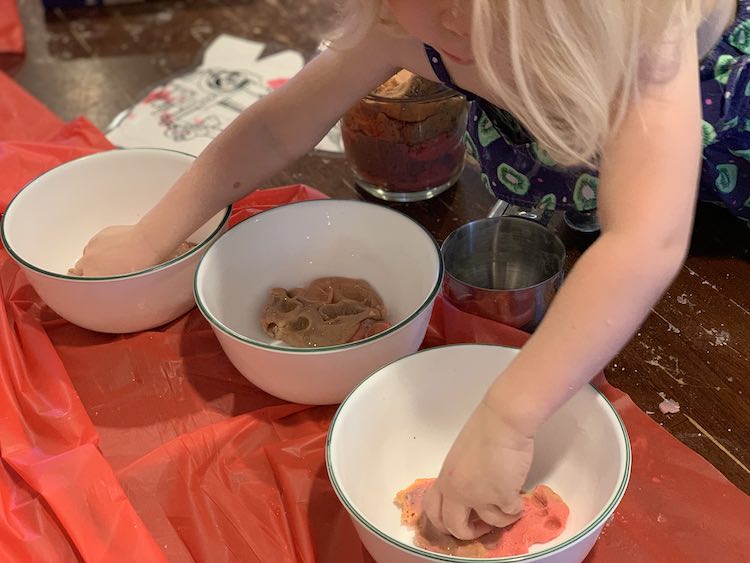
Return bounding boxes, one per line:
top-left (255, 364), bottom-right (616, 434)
top-left (195, 199), bottom-right (442, 349)
top-left (328, 344), bottom-right (630, 560)
top-left (2, 148), bottom-right (226, 277)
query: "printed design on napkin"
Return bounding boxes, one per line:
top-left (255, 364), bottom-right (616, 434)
top-left (140, 68), bottom-right (267, 143)
top-left (107, 34), bottom-right (343, 153)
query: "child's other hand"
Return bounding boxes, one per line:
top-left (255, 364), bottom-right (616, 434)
top-left (72, 225), bottom-right (162, 277)
top-left (423, 399), bottom-right (533, 540)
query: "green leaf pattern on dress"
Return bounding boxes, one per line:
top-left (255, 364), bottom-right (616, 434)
top-left (497, 163), bottom-right (530, 195)
top-left (573, 174), bottom-right (598, 211)
top-left (716, 164), bottom-right (738, 194)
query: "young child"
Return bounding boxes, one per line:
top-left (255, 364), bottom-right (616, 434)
top-left (75, 0), bottom-right (746, 541)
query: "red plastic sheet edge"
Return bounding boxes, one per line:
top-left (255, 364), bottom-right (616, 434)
top-left (0, 1), bottom-right (24, 55)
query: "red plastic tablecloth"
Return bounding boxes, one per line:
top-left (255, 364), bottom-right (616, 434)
top-left (0, 0), bottom-right (23, 55)
top-left (1, 70), bottom-right (749, 562)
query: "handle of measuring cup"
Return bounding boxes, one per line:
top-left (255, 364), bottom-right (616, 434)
top-left (487, 199), bottom-right (555, 226)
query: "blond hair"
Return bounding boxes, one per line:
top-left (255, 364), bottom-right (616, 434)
top-left (333, 0), bottom-right (703, 168)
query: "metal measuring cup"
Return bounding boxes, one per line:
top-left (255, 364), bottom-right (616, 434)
top-left (441, 203), bottom-right (566, 332)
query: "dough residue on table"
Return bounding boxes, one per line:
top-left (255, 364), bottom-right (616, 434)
top-left (394, 478), bottom-right (569, 558)
top-left (260, 276), bottom-right (390, 347)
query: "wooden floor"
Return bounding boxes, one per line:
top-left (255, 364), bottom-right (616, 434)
top-left (4, 0), bottom-right (749, 493)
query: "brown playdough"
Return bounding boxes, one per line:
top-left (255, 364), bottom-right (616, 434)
top-left (373, 69), bottom-right (445, 100)
top-left (341, 70), bottom-right (467, 193)
top-left (348, 70), bottom-right (464, 139)
top-left (260, 276), bottom-right (390, 347)
top-left (68, 241), bottom-right (197, 276)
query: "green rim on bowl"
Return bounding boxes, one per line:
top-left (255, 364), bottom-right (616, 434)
top-left (325, 344), bottom-right (632, 562)
top-left (193, 199), bottom-right (445, 354)
top-left (0, 148), bottom-right (232, 282)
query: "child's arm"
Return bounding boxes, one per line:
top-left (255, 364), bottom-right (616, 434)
top-left (425, 34), bottom-right (702, 540)
top-left (75, 28), bottom-right (400, 276)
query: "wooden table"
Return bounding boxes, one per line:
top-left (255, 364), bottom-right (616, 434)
top-left (6, 0), bottom-right (749, 494)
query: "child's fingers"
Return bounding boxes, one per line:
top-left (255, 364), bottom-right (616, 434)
top-left (441, 497), bottom-right (486, 540)
top-left (496, 491), bottom-right (524, 516)
top-left (474, 503), bottom-right (522, 529)
top-left (70, 258), bottom-right (84, 276)
top-left (422, 486), bottom-right (446, 533)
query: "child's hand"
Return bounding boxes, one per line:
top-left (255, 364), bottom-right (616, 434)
top-left (423, 399), bottom-right (533, 540)
top-left (72, 225), bottom-right (162, 277)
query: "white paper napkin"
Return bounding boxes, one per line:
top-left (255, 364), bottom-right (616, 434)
top-left (106, 34), bottom-right (343, 154)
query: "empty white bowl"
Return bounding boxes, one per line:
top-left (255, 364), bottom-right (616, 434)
top-left (194, 199), bottom-right (443, 405)
top-left (327, 344), bottom-right (631, 563)
top-left (1, 148), bottom-right (231, 333)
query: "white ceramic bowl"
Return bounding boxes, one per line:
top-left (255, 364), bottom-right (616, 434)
top-left (194, 199), bottom-right (443, 405)
top-left (327, 344), bottom-right (631, 563)
top-left (1, 148), bottom-right (231, 334)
